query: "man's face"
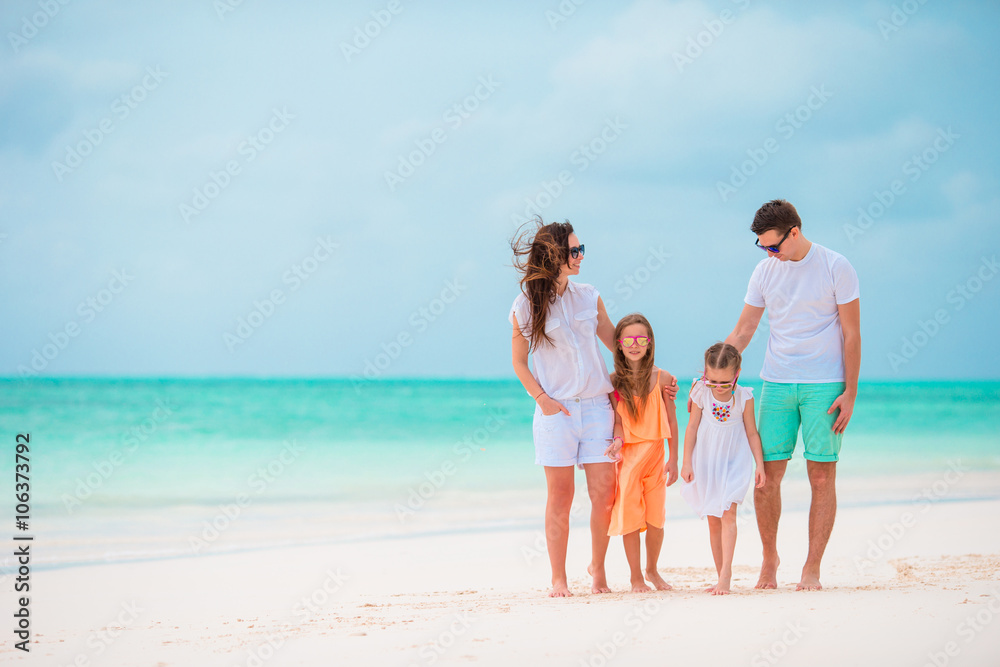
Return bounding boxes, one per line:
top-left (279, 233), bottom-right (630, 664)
top-left (756, 227), bottom-right (795, 261)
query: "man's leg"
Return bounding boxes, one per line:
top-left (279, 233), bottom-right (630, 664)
top-left (583, 461), bottom-right (615, 593)
top-left (798, 460), bottom-right (837, 590)
top-left (797, 382), bottom-right (844, 591)
top-left (754, 381), bottom-right (798, 589)
top-left (754, 459), bottom-right (787, 589)
top-left (543, 466), bottom-right (575, 597)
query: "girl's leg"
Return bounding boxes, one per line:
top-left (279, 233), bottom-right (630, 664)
top-left (707, 516), bottom-right (723, 586)
top-left (714, 504), bottom-right (738, 595)
top-left (623, 531), bottom-right (650, 592)
top-left (643, 526), bottom-right (672, 590)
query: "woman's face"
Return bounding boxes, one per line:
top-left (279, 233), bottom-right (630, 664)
top-left (563, 232), bottom-right (583, 277)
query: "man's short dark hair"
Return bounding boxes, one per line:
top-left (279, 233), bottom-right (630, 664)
top-left (751, 199), bottom-right (801, 235)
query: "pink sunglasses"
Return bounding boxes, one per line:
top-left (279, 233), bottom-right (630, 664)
top-left (618, 336), bottom-right (649, 348)
top-left (701, 370), bottom-right (739, 389)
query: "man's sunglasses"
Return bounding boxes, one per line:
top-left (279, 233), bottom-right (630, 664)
top-left (569, 245), bottom-right (585, 259)
top-left (755, 228), bottom-right (792, 253)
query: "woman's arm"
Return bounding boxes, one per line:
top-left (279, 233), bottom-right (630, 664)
top-left (742, 396), bottom-right (766, 488)
top-left (605, 380), bottom-right (624, 460)
top-left (512, 315), bottom-right (570, 417)
top-left (596, 297), bottom-right (615, 352)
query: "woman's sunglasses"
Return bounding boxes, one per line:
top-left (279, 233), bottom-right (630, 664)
top-left (569, 245), bottom-right (585, 259)
top-left (618, 336), bottom-right (649, 348)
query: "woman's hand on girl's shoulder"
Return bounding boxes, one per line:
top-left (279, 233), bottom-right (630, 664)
top-left (657, 368), bottom-right (679, 401)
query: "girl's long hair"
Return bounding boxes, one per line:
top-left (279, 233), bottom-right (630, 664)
top-left (510, 216), bottom-right (573, 349)
top-left (611, 313), bottom-right (656, 420)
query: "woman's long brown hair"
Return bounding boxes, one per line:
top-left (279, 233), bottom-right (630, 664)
top-left (612, 313), bottom-right (656, 420)
top-left (510, 217), bottom-right (573, 350)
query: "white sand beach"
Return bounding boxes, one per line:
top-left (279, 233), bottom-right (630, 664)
top-left (5, 496), bottom-right (1000, 667)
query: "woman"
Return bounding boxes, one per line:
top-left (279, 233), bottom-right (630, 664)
top-left (509, 217), bottom-right (675, 596)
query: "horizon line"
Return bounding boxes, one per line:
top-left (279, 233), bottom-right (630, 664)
top-left (3, 375), bottom-right (998, 383)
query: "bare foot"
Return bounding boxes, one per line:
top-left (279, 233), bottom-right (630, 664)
top-left (588, 564), bottom-right (611, 594)
top-left (796, 566), bottom-right (822, 591)
top-left (704, 584), bottom-right (717, 593)
top-left (645, 569), bottom-right (673, 591)
top-left (755, 556), bottom-right (780, 589)
top-left (630, 577), bottom-right (652, 593)
top-left (712, 577), bottom-right (732, 595)
top-left (549, 580), bottom-right (573, 598)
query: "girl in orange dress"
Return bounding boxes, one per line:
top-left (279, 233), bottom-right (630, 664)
top-left (604, 313), bottom-right (679, 592)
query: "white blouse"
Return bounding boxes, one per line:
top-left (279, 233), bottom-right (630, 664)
top-left (509, 281), bottom-right (614, 400)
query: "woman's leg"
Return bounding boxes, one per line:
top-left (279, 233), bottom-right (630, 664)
top-left (544, 466), bottom-right (575, 597)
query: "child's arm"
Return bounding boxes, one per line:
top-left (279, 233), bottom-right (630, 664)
top-left (742, 396), bottom-right (766, 488)
top-left (681, 403), bottom-right (702, 483)
top-left (660, 370), bottom-right (680, 486)
top-left (604, 376), bottom-right (624, 461)
top-left (660, 375), bottom-right (680, 402)
top-left (685, 375), bottom-right (699, 413)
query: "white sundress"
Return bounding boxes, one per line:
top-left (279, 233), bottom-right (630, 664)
top-left (679, 383), bottom-right (755, 519)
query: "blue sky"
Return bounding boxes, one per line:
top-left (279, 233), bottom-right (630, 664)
top-left (2, 0), bottom-right (998, 380)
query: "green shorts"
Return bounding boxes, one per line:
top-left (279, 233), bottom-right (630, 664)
top-left (757, 381), bottom-right (845, 462)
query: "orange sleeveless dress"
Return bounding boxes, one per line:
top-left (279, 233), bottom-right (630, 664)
top-left (608, 370), bottom-right (672, 536)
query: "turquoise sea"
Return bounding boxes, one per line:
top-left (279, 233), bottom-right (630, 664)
top-left (1, 379), bottom-right (998, 570)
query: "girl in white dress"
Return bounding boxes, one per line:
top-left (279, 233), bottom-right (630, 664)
top-left (680, 343), bottom-right (765, 594)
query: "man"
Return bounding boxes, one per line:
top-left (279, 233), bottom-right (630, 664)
top-left (724, 199), bottom-right (860, 591)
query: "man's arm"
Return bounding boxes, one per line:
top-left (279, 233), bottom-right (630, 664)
top-left (685, 303), bottom-right (765, 413)
top-left (725, 304), bottom-right (765, 353)
top-left (829, 298), bottom-right (860, 434)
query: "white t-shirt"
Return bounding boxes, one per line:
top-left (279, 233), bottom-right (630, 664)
top-left (509, 281), bottom-right (614, 400)
top-left (745, 243), bottom-right (860, 383)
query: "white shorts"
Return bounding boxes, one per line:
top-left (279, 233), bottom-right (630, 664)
top-left (532, 394), bottom-right (615, 467)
